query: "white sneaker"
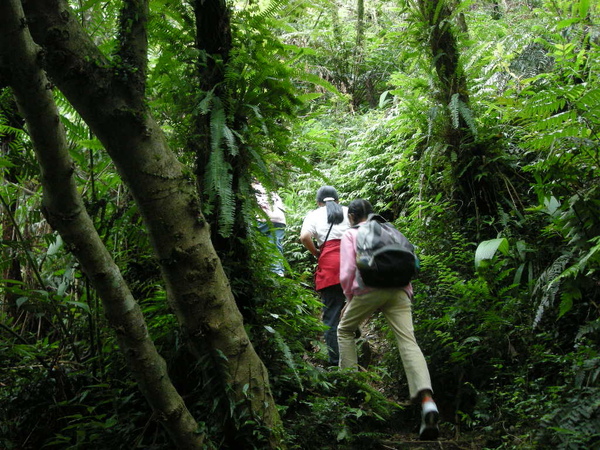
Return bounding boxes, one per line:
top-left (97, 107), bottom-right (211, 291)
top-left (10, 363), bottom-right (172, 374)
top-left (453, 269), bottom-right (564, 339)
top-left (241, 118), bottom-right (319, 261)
top-left (419, 400), bottom-right (439, 440)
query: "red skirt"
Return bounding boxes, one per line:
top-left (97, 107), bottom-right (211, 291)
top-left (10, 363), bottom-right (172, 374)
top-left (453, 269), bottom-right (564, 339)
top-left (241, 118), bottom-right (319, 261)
top-left (315, 239), bottom-right (341, 291)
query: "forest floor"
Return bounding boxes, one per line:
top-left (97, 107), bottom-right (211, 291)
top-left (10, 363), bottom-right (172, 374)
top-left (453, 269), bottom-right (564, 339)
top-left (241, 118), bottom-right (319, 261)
top-left (377, 437), bottom-right (487, 449)
top-left (304, 317), bottom-right (496, 450)
top-left (362, 418), bottom-right (490, 449)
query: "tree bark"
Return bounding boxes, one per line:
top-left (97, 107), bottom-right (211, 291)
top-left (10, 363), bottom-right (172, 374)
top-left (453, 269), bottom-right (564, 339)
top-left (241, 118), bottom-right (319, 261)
top-left (352, 0), bottom-right (368, 108)
top-left (0, 1), bottom-right (204, 448)
top-left (417, 0), bottom-right (496, 219)
top-left (191, 0), bottom-right (259, 319)
top-left (20, 0), bottom-right (282, 443)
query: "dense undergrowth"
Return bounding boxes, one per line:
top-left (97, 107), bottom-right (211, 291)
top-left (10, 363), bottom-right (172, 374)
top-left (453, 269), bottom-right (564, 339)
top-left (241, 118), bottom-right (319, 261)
top-left (1, 0), bottom-right (599, 449)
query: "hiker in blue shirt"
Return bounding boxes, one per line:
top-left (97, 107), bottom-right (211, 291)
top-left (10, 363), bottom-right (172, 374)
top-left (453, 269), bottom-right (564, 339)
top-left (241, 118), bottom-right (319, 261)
top-left (253, 181), bottom-right (286, 276)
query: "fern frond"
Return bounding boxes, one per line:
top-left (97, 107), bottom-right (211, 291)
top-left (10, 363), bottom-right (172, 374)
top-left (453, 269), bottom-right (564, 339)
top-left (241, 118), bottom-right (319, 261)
top-left (204, 146), bottom-right (235, 237)
top-left (521, 94), bottom-right (567, 120)
top-left (254, 0), bottom-right (288, 19)
top-left (195, 90), bottom-right (214, 116)
top-left (458, 99), bottom-right (477, 137)
top-left (449, 93), bottom-right (460, 128)
top-left (526, 122), bottom-right (589, 151)
top-left (576, 319), bottom-right (600, 342)
top-left (222, 124), bottom-right (238, 156)
top-left (0, 123), bottom-right (27, 140)
top-left (447, 93), bottom-right (477, 136)
top-left (273, 330), bottom-right (304, 391)
top-left (576, 87), bottom-right (600, 111)
top-left (533, 254), bottom-right (571, 327)
top-left (535, 110), bottom-right (577, 131)
top-left (539, 387), bottom-right (600, 447)
top-left (209, 100), bottom-right (226, 152)
top-left (247, 146), bottom-right (270, 178)
top-left (520, 85), bottom-right (586, 120)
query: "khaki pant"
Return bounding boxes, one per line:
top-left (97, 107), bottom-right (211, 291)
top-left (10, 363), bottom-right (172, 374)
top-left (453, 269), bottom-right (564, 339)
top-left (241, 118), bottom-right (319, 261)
top-left (337, 288), bottom-right (433, 400)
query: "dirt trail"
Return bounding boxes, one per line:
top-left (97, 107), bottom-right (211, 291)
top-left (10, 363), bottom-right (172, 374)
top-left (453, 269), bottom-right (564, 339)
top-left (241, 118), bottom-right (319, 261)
top-left (379, 436), bottom-right (485, 449)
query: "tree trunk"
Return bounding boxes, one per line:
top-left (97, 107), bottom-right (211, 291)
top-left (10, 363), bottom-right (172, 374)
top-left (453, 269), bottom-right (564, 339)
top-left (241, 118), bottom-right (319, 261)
top-left (0, 1), bottom-right (204, 448)
top-left (20, 0), bottom-right (282, 444)
top-left (193, 0), bottom-right (231, 179)
top-left (417, 0), bottom-right (496, 219)
top-left (352, 0), bottom-right (367, 108)
top-left (191, 0), bottom-right (261, 322)
top-left (191, 0), bottom-right (237, 254)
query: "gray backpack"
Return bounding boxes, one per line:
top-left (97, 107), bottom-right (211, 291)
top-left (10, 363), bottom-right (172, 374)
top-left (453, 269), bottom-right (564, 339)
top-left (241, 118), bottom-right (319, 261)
top-left (355, 214), bottom-right (418, 288)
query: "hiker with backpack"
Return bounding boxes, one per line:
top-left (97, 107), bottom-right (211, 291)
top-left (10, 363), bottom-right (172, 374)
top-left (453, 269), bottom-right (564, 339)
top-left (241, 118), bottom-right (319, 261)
top-left (300, 186), bottom-right (351, 366)
top-left (337, 199), bottom-right (440, 440)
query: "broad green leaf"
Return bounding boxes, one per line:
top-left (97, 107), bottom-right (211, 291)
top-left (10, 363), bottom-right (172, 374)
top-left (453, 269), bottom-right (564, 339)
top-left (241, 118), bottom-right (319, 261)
top-left (379, 91), bottom-right (391, 108)
top-left (47, 235), bottom-right (63, 256)
top-left (544, 196), bottom-right (560, 215)
top-left (558, 289), bottom-right (580, 318)
top-left (556, 18), bottom-right (580, 30)
top-left (57, 282), bottom-right (68, 297)
top-left (336, 427), bottom-right (349, 441)
top-left (297, 93), bottom-right (323, 103)
top-left (64, 301), bottom-right (91, 313)
top-left (0, 156), bottom-right (16, 169)
top-left (579, 0), bottom-right (590, 19)
top-left (475, 238), bottom-right (509, 268)
top-left (514, 262), bottom-right (525, 285)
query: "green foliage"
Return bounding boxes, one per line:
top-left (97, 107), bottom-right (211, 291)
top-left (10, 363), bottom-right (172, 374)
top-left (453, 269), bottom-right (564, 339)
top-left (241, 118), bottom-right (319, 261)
top-left (539, 385), bottom-right (600, 449)
top-left (282, 370), bottom-right (406, 449)
top-left (3, 0), bottom-right (600, 448)
top-left (283, 5), bottom-right (598, 447)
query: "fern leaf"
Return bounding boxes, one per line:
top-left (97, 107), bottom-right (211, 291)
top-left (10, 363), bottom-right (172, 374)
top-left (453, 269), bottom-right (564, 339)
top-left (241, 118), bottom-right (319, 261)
top-left (195, 90), bottom-right (214, 115)
top-left (576, 319), bottom-right (600, 342)
top-left (209, 101), bottom-right (226, 152)
top-left (458, 99), bottom-right (477, 137)
top-left (222, 125), bottom-right (238, 156)
top-left (576, 88), bottom-right (600, 110)
top-left (533, 254), bottom-right (571, 327)
top-left (449, 93), bottom-right (460, 128)
top-left (0, 123), bottom-right (27, 139)
top-left (204, 147), bottom-right (234, 237)
top-left (272, 330), bottom-right (304, 391)
top-left (255, 0), bottom-right (287, 19)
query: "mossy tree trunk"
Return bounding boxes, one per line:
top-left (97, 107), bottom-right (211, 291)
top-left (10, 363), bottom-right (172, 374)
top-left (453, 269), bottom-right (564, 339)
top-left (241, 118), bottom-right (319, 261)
top-left (416, 0), bottom-right (497, 220)
top-left (6, 0), bottom-right (282, 446)
top-left (191, 0), bottom-right (260, 319)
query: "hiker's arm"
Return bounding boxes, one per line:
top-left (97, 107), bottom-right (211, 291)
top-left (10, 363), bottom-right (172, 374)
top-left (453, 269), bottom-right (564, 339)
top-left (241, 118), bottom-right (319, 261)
top-left (300, 230), bottom-right (319, 258)
top-left (339, 231), bottom-right (356, 299)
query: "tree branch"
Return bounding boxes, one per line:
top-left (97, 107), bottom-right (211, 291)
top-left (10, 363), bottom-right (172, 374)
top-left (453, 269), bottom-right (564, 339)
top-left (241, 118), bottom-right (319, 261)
top-left (116, 0), bottom-right (149, 98)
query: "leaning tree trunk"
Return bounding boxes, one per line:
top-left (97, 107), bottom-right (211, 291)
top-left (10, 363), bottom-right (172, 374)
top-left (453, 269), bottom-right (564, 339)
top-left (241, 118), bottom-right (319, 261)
top-left (0, 1), bottom-right (203, 448)
top-left (18, 0), bottom-right (282, 445)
